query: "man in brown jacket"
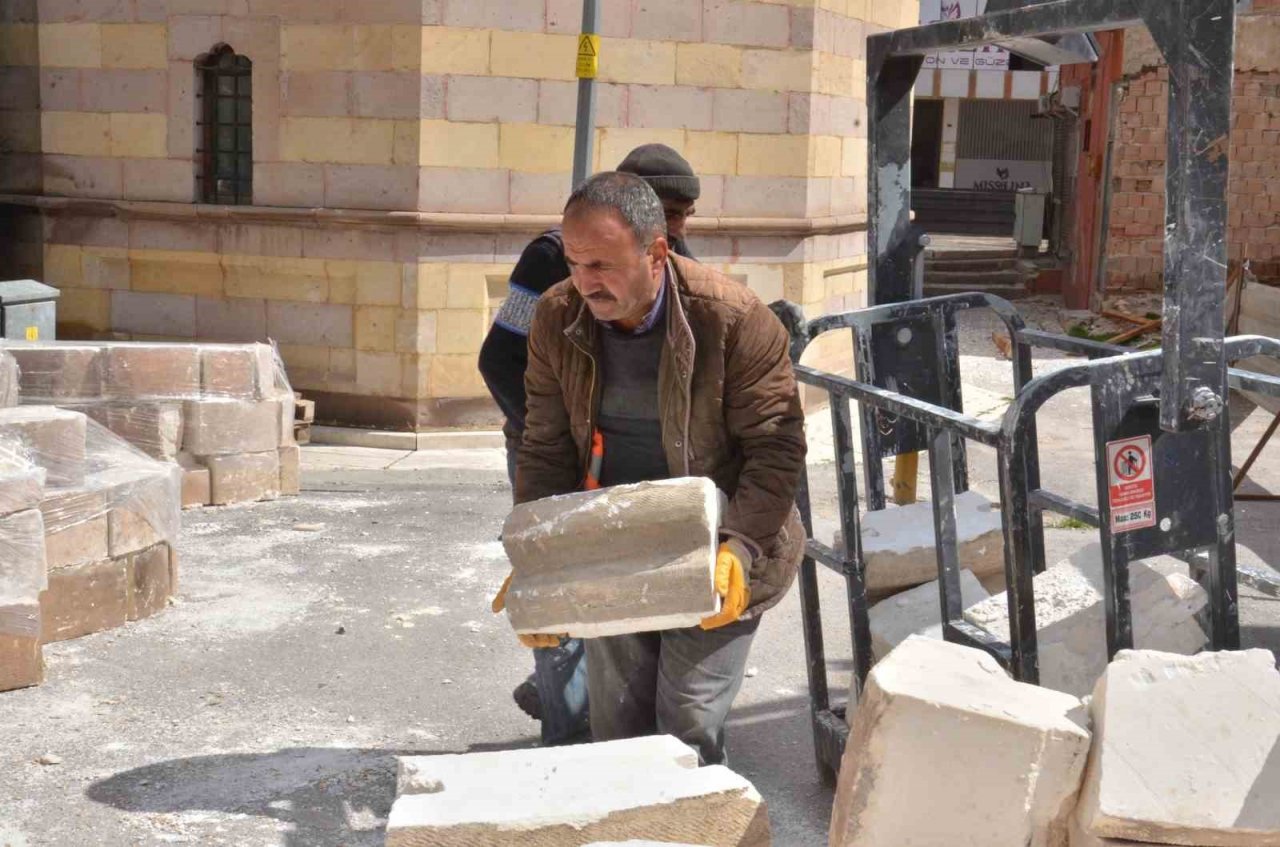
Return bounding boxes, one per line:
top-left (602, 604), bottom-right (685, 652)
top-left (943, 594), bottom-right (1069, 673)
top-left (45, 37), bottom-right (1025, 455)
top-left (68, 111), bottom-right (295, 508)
top-left (508, 171), bottom-right (806, 765)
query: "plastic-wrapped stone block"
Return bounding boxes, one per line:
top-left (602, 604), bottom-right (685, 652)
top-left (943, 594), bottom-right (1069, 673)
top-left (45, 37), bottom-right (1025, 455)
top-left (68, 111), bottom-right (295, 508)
top-left (1076, 649), bottom-right (1280, 847)
top-left (501, 477), bottom-right (723, 638)
top-left (105, 344), bottom-right (200, 399)
top-left (200, 344), bottom-right (275, 400)
top-left (7, 344), bottom-right (105, 401)
top-left (388, 736), bottom-right (769, 847)
top-left (0, 350), bottom-right (18, 407)
top-left (0, 406), bottom-right (87, 486)
top-left (73, 402), bottom-right (184, 462)
top-left (830, 637), bottom-right (1092, 847)
top-left (182, 399), bottom-right (280, 456)
top-left (41, 557), bottom-right (129, 643)
top-left (0, 603), bottom-right (42, 692)
top-left (207, 451), bottom-right (280, 505)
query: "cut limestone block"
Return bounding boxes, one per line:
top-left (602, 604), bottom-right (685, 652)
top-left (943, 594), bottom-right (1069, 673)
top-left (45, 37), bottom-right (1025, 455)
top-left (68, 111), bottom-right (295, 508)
top-left (829, 636), bottom-right (1091, 847)
top-left (279, 445), bottom-right (300, 495)
top-left (105, 344), bottom-right (200, 399)
top-left (126, 543), bottom-right (172, 621)
top-left (207, 451), bottom-right (280, 506)
top-left (1076, 649), bottom-right (1280, 847)
top-left (868, 569), bottom-right (991, 661)
top-left (0, 351), bottom-right (18, 407)
top-left (0, 406), bottom-right (87, 486)
top-left (388, 735), bottom-right (769, 847)
top-left (1067, 811), bottom-right (1147, 847)
top-left (106, 467), bottom-right (180, 557)
top-left (200, 344), bottom-right (274, 399)
top-left (7, 345), bottom-right (104, 401)
top-left (841, 490), bottom-right (1006, 597)
top-left (964, 544), bottom-right (1207, 697)
top-left (182, 399), bottom-right (280, 456)
top-left (40, 557), bottom-right (128, 642)
top-left (182, 467), bottom-right (210, 508)
top-left (45, 514), bottom-right (109, 570)
top-left (275, 392), bottom-right (296, 446)
top-left (0, 603), bottom-right (42, 692)
top-left (0, 509), bottom-right (47, 606)
top-left (76, 402), bottom-right (184, 462)
top-left (501, 477), bottom-right (723, 638)
top-left (0, 440), bottom-right (44, 518)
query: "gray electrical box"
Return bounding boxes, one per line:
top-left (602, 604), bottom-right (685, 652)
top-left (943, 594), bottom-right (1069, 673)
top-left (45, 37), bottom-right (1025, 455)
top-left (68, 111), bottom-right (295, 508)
top-left (0, 280), bottom-right (60, 342)
top-left (1013, 188), bottom-right (1047, 256)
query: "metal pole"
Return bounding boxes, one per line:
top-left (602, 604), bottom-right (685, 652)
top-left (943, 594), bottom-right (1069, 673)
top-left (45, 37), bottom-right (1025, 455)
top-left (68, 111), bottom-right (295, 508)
top-left (571, 0), bottom-right (600, 190)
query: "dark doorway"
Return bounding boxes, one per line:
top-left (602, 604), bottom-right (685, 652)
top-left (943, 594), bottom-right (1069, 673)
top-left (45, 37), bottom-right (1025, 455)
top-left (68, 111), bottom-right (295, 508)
top-left (910, 99), bottom-right (944, 189)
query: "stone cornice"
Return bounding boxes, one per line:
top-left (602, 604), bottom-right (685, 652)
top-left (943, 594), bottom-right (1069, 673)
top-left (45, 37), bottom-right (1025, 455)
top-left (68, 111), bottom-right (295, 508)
top-left (0, 194), bottom-right (868, 239)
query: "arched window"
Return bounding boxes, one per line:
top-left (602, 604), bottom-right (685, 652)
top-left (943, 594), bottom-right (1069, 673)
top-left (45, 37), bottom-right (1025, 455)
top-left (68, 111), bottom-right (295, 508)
top-left (196, 44), bottom-right (252, 205)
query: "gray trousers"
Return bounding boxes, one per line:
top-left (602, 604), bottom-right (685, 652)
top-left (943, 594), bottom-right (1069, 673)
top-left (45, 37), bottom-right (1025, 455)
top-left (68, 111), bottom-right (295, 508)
top-left (584, 617), bottom-right (760, 766)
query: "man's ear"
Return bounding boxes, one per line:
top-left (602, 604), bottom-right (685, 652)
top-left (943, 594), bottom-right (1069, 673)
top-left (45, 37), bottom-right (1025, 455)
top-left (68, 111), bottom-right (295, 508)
top-left (648, 235), bottom-right (669, 273)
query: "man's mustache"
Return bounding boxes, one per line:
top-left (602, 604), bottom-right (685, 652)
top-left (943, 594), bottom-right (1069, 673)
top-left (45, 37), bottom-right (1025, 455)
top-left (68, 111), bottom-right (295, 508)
top-left (585, 292), bottom-right (617, 303)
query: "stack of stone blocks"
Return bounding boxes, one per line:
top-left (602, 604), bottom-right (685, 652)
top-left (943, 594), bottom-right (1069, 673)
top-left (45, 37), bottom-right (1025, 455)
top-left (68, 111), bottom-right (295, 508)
top-left (4, 341), bottom-right (299, 507)
top-left (0, 348), bottom-right (182, 693)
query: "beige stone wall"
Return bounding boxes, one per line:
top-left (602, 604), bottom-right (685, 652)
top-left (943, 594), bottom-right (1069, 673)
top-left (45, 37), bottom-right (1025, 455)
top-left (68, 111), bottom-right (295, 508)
top-left (2, 0), bottom-right (919, 429)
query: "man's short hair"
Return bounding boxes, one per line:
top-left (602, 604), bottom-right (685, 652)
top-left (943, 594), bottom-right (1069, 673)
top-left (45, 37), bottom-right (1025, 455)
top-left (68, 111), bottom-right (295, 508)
top-left (564, 172), bottom-right (667, 249)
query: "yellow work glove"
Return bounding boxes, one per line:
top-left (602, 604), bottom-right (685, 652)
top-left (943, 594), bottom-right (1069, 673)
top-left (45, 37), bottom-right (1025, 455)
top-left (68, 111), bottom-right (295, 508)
top-left (700, 539), bottom-right (753, 630)
top-left (491, 571), bottom-right (566, 649)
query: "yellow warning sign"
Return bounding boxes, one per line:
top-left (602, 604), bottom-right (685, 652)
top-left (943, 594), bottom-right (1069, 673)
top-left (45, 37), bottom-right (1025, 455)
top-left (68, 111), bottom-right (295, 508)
top-left (24, 326), bottom-right (37, 341)
top-left (576, 33), bottom-right (600, 79)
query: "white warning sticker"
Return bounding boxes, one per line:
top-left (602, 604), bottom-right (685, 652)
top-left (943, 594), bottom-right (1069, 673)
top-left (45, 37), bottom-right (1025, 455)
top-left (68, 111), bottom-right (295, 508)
top-left (1106, 434), bottom-right (1156, 533)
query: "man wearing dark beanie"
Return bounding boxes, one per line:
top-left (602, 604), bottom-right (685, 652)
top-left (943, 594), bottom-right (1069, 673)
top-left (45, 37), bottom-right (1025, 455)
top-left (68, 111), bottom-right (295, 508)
top-left (476, 145), bottom-right (701, 747)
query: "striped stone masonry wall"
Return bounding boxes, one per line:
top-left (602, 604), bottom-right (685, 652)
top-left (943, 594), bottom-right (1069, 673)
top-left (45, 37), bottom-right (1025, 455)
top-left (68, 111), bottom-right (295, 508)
top-left (0, 0), bottom-right (919, 429)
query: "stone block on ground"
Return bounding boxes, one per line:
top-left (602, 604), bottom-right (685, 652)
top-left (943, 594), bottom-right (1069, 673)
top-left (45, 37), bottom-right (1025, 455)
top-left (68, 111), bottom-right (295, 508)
top-left (829, 636), bottom-right (1091, 847)
top-left (45, 513), bottom-right (109, 570)
top-left (7, 345), bottom-right (104, 401)
top-left (75, 402), bottom-right (183, 461)
top-left (181, 467), bottom-right (210, 508)
top-left (182, 399), bottom-right (280, 456)
top-left (1076, 648), bottom-right (1280, 847)
top-left (0, 509), bottom-right (47, 606)
top-left (0, 603), bottom-right (42, 692)
top-left (0, 406), bottom-right (87, 486)
top-left (275, 392), bottom-right (296, 446)
top-left (200, 344), bottom-right (275, 399)
top-left (388, 735), bottom-right (769, 846)
top-left (126, 543), bottom-right (171, 621)
top-left (501, 477), bottom-right (722, 638)
top-left (868, 569), bottom-right (990, 661)
top-left (278, 445), bottom-right (300, 495)
top-left (105, 344), bottom-right (200, 399)
top-left (0, 438), bottom-right (44, 517)
top-left (106, 467), bottom-right (180, 557)
top-left (207, 451), bottom-right (280, 506)
top-left (40, 556), bottom-right (129, 642)
top-left (853, 490), bottom-right (1005, 596)
top-left (963, 544), bottom-right (1207, 697)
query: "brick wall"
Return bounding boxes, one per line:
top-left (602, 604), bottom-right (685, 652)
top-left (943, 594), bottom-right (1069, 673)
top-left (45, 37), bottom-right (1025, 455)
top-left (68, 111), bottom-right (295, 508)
top-left (1105, 13), bottom-right (1280, 291)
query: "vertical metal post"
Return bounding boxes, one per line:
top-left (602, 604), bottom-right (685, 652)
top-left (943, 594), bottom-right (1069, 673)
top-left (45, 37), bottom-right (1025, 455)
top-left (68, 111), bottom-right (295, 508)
top-left (927, 428), bottom-right (964, 631)
top-left (1140, 0), bottom-right (1235, 431)
top-left (867, 45), bottom-right (923, 305)
top-left (792, 465), bottom-right (834, 779)
top-left (831, 396), bottom-right (873, 701)
top-left (570, 0), bottom-right (600, 190)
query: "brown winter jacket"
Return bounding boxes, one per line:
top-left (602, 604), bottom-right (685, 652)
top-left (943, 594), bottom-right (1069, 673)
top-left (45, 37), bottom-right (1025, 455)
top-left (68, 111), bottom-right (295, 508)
top-left (515, 253), bottom-right (807, 618)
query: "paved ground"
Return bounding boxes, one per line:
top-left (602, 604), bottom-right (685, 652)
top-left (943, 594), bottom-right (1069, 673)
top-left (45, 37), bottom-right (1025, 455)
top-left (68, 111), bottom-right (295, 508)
top-left (0, 307), bottom-right (1277, 846)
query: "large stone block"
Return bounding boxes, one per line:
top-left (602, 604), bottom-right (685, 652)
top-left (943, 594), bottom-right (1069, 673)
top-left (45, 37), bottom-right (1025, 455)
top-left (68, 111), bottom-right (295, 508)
top-left (207, 451), bottom-right (280, 506)
top-left (0, 509), bottom-right (45, 609)
top-left (8, 346), bottom-right (105, 401)
top-left (837, 490), bottom-right (1006, 596)
top-left (0, 406), bottom-right (87, 486)
top-left (0, 350), bottom-right (17, 407)
top-left (388, 735), bottom-right (769, 846)
top-left (1076, 649), bottom-right (1280, 846)
top-left (0, 603), bottom-right (42, 692)
top-left (830, 637), bottom-right (1092, 847)
top-left (105, 344), bottom-right (200, 398)
top-left (74, 401), bottom-right (184, 461)
top-left (45, 514), bottom-right (109, 571)
top-left (106, 468), bottom-right (179, 557)
top-left (182, 399), bottom-right (281, 456)
top-left (278, 445), bottom-right (300, 495)
top-left (867, 569), bottom-right (991, 662)
top-left (964, 544), bottom-right (1207, 697)
top-left (126, 542), bottom-right (171, 621)
top-left (40, 557), bottom-right (128, 643)
top-left (501, 477), bottom-right (723, 638)
top-left (0, 443), bottom-right (44, 518)
top-left (181, 466), bottom-right (210, 508)
top-left (199, 344), bottom-right (275, 399)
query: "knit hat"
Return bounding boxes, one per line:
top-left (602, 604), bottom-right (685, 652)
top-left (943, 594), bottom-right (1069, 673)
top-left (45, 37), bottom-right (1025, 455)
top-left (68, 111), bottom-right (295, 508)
top-left (616, 143), bottom-right (701, 202)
